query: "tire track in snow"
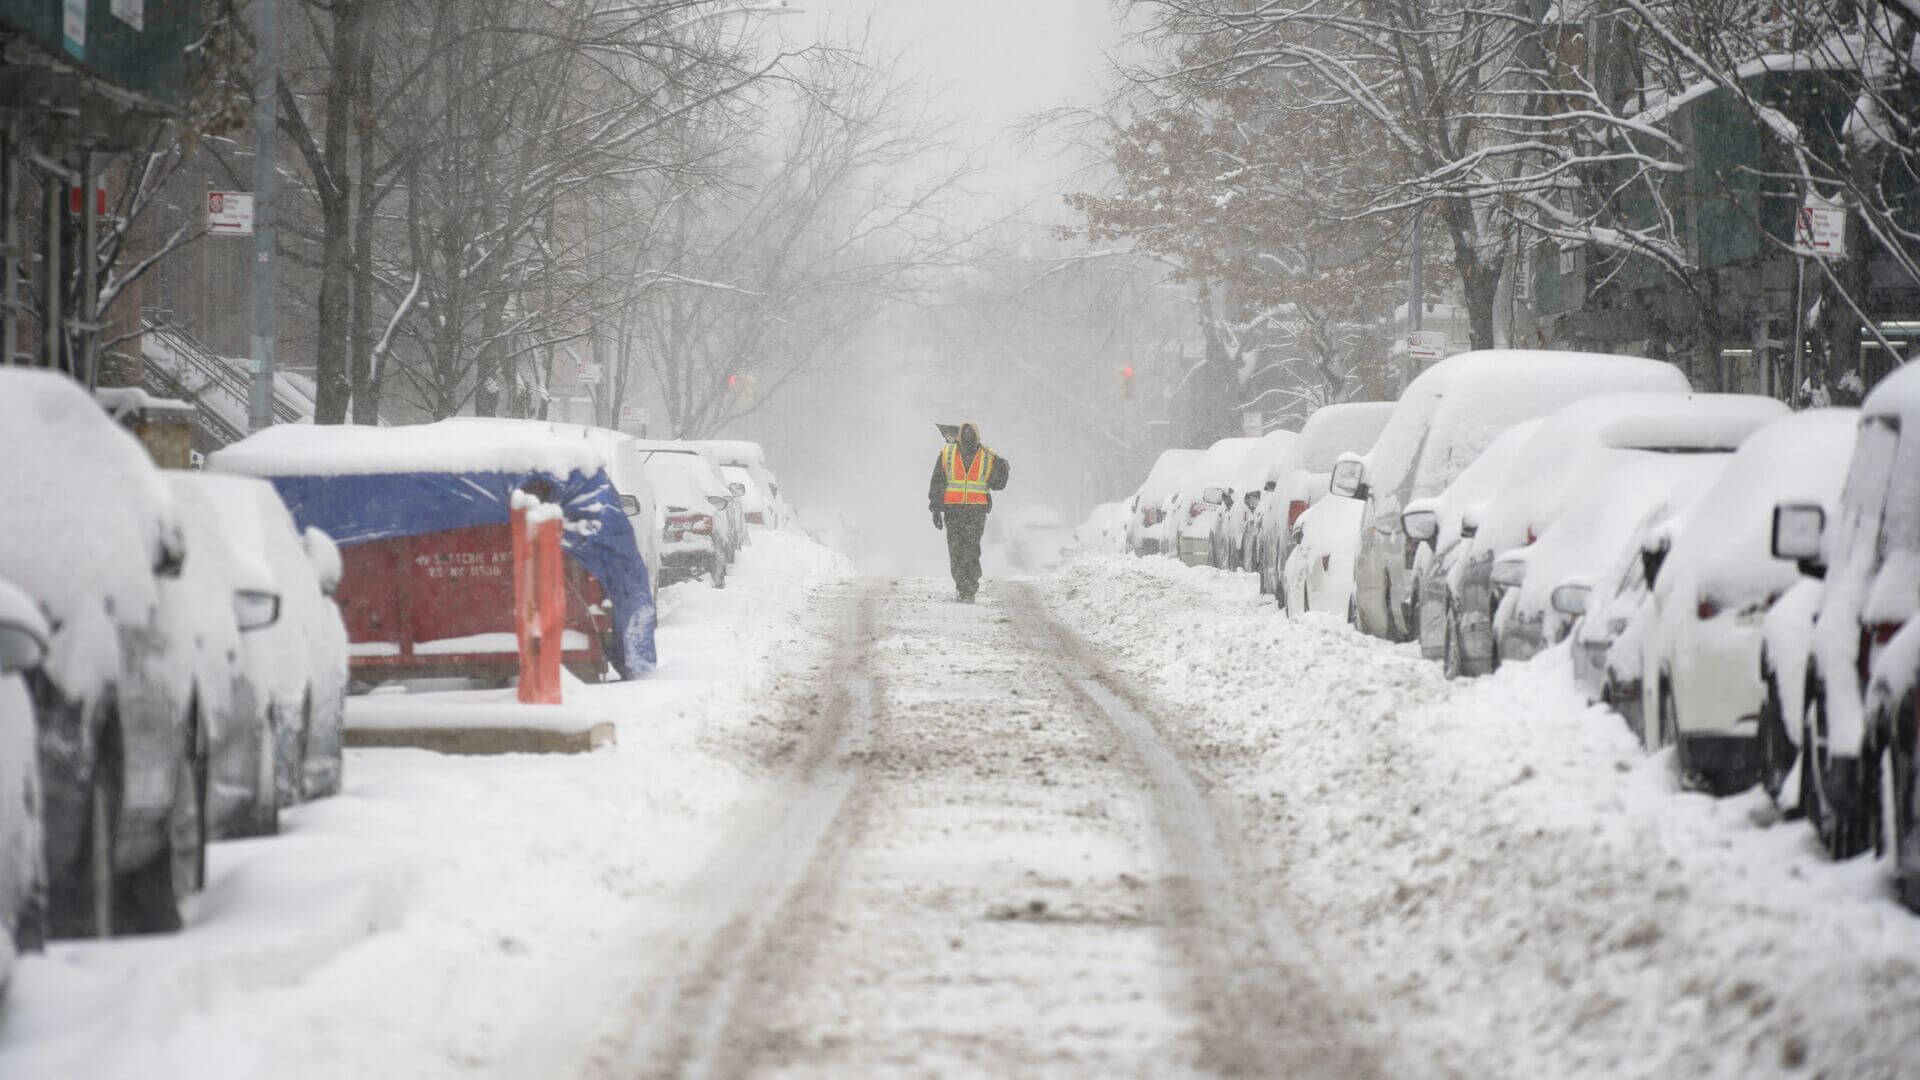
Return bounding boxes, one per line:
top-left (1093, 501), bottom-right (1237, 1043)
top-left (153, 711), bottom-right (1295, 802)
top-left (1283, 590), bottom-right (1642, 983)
top-left (614, 578), bottom-right (890, 1080)
top-left (1007, 581), bottom-right (1384, 1080)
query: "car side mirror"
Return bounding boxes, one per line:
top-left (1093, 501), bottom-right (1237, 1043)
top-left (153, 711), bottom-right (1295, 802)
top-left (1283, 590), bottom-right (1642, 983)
top-left (0, 620), bottom-right (47, 674)
top-left (1201, 485), bottom-right (1227, 506)
top-left (1772, 503), bottom-right (1827, 579)
top-left (1460, 503), bottom-right (1484, 540)
top-left (1245, 490), bottom-right (1262, 510)
top-left (707, 495), bottom-right (731, 511)
top-left (1402, 506), bottom-right (1439, 543)
top-left (1551, 581), bottom-right (1592, 616)
top-left (233, 589), bottom-right (282, 632)
top-left (304, 527), bottom-right (343, 597)
top-left (620, 494), bottom-right (641, 517)
top-left (1330, 456), bottom-right (1367, 500)
top-left (729, 482), bottom-right (747, 497)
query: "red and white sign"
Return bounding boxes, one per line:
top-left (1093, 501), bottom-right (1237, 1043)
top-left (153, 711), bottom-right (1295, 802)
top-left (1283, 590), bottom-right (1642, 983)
top-left (575, 361), bottom-right (604, 385)
top-left (620, 403), bottom-right (647, 425)
top-left (208, 191), bottom-right (255, 236)
top-left (1408, 330), bottom-right (1448, 363)
top-left (1796, 194), bottom-right (1847, 258)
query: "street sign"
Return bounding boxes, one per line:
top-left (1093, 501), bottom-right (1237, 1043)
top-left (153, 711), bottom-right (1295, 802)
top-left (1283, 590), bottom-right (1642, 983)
top-left (620, 403), bottom-right (647, 425)
top-left (1241, 410), bottom-right (1262, 438)
top-left (1797, 194), bottom-right (1847, 258)
top-left (208, 191), bottom-right (254, 235)
top-left (576, 361), bottom-right (604, 385)
top-left (1408, 330), bottom-right (1448, 363)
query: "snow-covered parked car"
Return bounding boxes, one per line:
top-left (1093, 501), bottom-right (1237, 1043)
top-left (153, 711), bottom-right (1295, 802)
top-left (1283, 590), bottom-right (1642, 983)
top-left (644, 453), bottom-right (735, 588)
top-left (1001, 505), bottom-right (1074, 574)
top-left (689, 440), bottom-right (789, 529)
top-left (1253, 402), bottom-right (1394, 599)
top-left (1332, 350), bottom-right (1690, 642)
top-left (1566, 477), bottom-right (1716, 741)
top-left (1403, 419), bottom-right (1542, 669)
top-left (1282, 493), bottom-right (1365, 619)
top-left (0, 578), bottom-right (49, 988)
top-left (1445, 392), bottom-right (1785, 675)
top-left (1221, 429), bottom-right (1298, 571)
top-left (1126, 449), bottom-right (1205, 556)
top-left (634, 441), bottom-right (743, 564)
top-left (1, 368), bottom-right (207, 938)
top-left (1170, 437), bottom-right (1258, 567)
top-left (173, 473), bottom-right (350, 809)
top-left (163, 474), bottom-right (287, 840)
top-left (1768, 363), bottom-right (1920, 865)
top-left (1629, 409), bottom-right (1858, 793)
top-left (1073, 501), bottom-right (1132, 556)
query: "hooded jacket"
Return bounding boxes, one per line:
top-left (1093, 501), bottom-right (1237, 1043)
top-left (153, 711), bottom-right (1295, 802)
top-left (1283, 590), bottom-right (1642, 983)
top-left (929, 421), bottom-right (1011, 513)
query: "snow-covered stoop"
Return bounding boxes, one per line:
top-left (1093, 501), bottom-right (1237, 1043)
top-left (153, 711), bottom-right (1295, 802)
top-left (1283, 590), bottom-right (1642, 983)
top-left (1045, 553), bottom-right (1920, 1080)
top-left (0, 531), bottom-right (852, 1080)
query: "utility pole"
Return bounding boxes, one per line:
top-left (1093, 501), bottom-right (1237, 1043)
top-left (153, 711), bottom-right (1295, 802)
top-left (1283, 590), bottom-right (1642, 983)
top-left (249, 0), bottom-right (280, 431)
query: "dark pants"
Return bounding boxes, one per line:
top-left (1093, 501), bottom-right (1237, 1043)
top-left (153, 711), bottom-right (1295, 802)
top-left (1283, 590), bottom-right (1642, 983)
top-left (944, 507), bottom-right (987, 597)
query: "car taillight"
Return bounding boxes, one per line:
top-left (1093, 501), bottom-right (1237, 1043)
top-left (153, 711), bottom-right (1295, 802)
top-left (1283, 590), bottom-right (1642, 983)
top-left (1189, 502), bottom-right (1205, 519)
top-left (1861, 621), bottom-right (1901, 686)
top-left (1287, 499), bottom-right (1307, 529)
top-left (1696, 597), bottom-right (1720, 621)
top-left (1526, 525), bottom-right (1537, 545)
top-left (747, 512), bottom-right (765, 525)
top-left (666, 512), bottom-right (713, 539)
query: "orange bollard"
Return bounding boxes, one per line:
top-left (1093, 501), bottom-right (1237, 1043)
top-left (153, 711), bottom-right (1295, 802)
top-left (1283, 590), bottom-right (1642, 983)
top-left (512, 494), bottom-right (565, 705)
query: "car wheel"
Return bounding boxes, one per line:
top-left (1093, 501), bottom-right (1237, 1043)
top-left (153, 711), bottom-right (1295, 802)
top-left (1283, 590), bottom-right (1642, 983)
top-left (1659, 680), bottom-right (1695, 787)
top-left (253, 706), bottom-right (280, 835)
top-left (1804, 678), bottom-right (1876, 859)
top-left (709, 550), bottom-right (728, 589)
top-left (1442, 601), bottom-right (1464, 679)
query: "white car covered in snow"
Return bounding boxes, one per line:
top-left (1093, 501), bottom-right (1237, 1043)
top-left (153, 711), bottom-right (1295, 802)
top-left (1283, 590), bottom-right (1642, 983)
top-left (1169, 437), bottom-right (1258, 567)
top-left (1628, 409), bottom-right (1858, 794)
top-left (173, 473), bottom-right (352, 810)
top-left (1768, 362), bottom-right (1920, 875)
top-left (1445, 392), bottom-right (1785, 675)
top-left (644, 453), bottom-right (736, 588)
top-left (1073, 501), bottom-right (1132, 556)
top-left (1126, 449), bottom-right (1205, 556)
top-left (1253, 402), bottom-right (1394, 600)
top-left (0, 578), bottom-right (49, 989)
top-left (1332, 350), bottom-right (1691, 642)
top-left (0, 369), bottom-right (206, 938)
top-left (689, 440), bottom-right (789, 530)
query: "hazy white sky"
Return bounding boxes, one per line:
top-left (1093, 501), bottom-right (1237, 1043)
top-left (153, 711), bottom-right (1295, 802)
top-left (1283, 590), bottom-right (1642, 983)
top-left (767, 0), bottom-right (1128, 204)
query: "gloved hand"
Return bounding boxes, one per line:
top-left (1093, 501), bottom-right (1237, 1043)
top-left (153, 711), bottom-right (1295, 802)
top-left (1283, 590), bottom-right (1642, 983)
top-left (931, 509), bottom-right (944, 531)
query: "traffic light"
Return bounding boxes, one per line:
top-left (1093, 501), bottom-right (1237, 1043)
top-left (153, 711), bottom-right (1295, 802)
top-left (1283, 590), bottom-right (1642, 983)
top-left (1121, 364), bottom-right (1135, 398)
top-left (726, 373), bottom-right (739, 389)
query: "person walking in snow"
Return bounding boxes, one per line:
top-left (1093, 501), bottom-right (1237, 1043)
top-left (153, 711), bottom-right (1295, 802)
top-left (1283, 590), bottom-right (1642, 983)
top-left (929, 421), bottom-right (1011, 603)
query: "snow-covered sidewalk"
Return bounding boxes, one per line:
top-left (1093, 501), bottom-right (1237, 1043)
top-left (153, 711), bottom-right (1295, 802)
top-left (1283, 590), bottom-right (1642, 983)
top-left (0, 531), bottom-right (852, 1080)
top-left (1044, 554), bottom-right (1920, 1080)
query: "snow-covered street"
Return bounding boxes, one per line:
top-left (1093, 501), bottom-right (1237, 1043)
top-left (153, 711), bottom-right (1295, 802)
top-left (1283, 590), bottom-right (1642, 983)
top-left (7, 544), bottom-right (1920, 1078)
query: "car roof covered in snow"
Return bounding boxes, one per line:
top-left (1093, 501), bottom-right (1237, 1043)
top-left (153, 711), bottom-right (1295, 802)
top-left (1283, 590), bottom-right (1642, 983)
top-left (1862, 359), bottom-right (1920, 421)
top-left (685, 439), bottom-right (767, 468)
top-left (1136, 449), bottom-right (1207, 504)
top-left (0, 369), bottom-right (175, 655)
top-left (1598, 394), bottom-right (1789, 451)
top-left (642, 456), bottom-right (715, 511)
top-left (212, 418), bottom-right (610, 478)
top-left (1663, 408), bottom-right (1860, 609)
top-left (1422, 418), bottom-right (1543, 550)
top-left (1280, 402), bottom-right (1395, 481)
top-left (1407, 351), bottom-right (1690, 499)
top-left (1174, 437), bottom-right (1260, 502)
top-left (1233, 430), bottom-right (1300, 493)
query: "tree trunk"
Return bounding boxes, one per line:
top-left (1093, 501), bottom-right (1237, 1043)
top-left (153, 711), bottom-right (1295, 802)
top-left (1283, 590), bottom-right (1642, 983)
top-left (1444, 199), bottom-right (1501, 351)
top-left (348, 0), bottom-right (379, 425)
top-left (312, 0), bottom-right (362, 424)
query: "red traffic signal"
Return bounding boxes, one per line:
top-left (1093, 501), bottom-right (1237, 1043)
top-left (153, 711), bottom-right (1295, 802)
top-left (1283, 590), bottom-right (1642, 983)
top-left (1121, 364), bottom-right (1135, 397)
top-left (726, 374), bottom-right (739, 389)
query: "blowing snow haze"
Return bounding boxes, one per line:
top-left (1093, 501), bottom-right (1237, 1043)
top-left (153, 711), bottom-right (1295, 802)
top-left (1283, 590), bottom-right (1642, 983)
top-left (3, 0), bottom-right (1920, 1077)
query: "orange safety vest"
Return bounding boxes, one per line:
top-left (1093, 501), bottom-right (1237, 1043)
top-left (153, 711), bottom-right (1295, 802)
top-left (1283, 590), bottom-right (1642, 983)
top-left (942, 444), bottom-right (994, 505)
